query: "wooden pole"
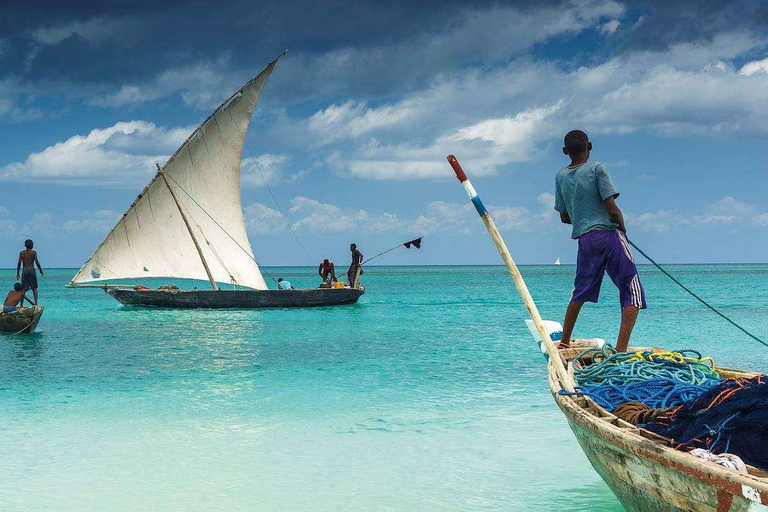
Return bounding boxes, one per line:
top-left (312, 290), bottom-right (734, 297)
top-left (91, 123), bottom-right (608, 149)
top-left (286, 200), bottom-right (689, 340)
top-left (157, 164), bottom-right (219, 291)
top-left (353, 265), bottom-right (363, 289)
top-left (446, 155), bottom-right (574, 392)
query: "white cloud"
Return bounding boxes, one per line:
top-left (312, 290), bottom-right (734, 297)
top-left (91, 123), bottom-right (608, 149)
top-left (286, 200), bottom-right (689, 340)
top-left (0, 121), bottom-right (192, 186)
top-left (598, 19), bottom-right (621, 35)
top-left (241, 154), bottom-right (288, 188)
top-left (244, 193), bottom-right (558, 236)
top-left (739, 57), bottom-right (768, 77)
top-left (0, 207), bottom-right (120, 236)
top-left (629, 196), bottom-right (768, 232)
top-left (61, 210), bottom-right (121, 233)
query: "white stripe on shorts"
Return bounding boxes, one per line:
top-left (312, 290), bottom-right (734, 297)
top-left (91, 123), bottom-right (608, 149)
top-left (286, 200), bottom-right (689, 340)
top-left (617, 231), bottom-right (635, 263)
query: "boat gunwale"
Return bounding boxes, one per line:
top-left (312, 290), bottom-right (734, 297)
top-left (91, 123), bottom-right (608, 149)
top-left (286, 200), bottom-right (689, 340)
top-left (546, 351), bottom-right (768, 501)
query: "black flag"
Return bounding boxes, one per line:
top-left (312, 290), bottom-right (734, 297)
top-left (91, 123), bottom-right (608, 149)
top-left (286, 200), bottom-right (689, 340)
top-left (403, 237), bottom-right (422, 249)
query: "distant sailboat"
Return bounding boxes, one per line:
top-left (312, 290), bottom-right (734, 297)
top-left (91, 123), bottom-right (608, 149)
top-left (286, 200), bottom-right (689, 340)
top-left (554, 257), bottom-right (562, 265)
top-left (68, 53), bottom-right (364, 309)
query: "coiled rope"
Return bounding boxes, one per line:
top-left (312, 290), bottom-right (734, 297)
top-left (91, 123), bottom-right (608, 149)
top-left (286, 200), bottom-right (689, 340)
top-left (560, 346), bottom-right (722, 411)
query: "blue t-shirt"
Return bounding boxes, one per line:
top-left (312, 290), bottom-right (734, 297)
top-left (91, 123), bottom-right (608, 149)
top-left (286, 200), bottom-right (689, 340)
top-left (278, 280), bottom-right (292, 290)
top-left (554, 162), bottom-right (619, 239)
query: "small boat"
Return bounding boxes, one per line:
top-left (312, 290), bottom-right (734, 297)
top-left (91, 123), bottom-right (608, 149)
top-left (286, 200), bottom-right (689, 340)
top-left (447, 155), bottom-right (768, 512)
top-left (68, 53), bottom-right (365, 309)
top-left (554, 257), bottom-right (561, 265)
top-left (0, 306), bottom-right (44, 333)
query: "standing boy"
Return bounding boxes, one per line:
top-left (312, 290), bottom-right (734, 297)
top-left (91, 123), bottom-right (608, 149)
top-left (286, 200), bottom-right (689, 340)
top-left (16, 239), bottom-right (44, 305)
top-left (554, 130), bottom-right (646, 352)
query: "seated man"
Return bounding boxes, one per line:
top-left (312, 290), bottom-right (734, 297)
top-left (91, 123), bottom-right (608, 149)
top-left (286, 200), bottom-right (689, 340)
top-left (277, 278), bottom-right (294, 290)
top-left (3, 283), bottom-right (34, 313)
top-left (318, 259), bottom-right (337, 283)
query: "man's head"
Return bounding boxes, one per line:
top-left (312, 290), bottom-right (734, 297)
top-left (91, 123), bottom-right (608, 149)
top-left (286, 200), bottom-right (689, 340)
top-left (13, 283), bottom-right (22, 291)
top-left (277, 278), bottom-right (283, 283)
top-left (563, 130), bottom-right (591, 159)
top-left (323, 258), bottom-right (329, 265)
top-left (350, 243), bottom-right (356, 251)
top-left (24, 239), bottom-right (33, 249)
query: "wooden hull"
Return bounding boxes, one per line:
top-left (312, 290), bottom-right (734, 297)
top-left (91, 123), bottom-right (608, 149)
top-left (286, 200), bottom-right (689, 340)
top-left (106, 287), bottom-right (365, 309)
top-left (549, 359), bottom-right (768, 512)
top-left (0, 305), bottom-right (44, 333)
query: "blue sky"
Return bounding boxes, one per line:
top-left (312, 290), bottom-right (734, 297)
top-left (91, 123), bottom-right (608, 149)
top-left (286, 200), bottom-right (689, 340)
top-left (0, 0), bottom-right (767, 268)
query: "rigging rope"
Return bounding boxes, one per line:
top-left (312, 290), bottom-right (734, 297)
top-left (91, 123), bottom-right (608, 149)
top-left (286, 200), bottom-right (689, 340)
top-left (164, 173), bottom-right (280, 286)
top-left (228, 108), bottom-right (313, 264)
top-left (626, 237), bottom-right (767, 347)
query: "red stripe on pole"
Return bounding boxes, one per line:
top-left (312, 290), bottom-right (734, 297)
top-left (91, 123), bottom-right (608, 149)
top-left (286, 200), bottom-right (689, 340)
top-left (447, 155), bottom-right (468, 182)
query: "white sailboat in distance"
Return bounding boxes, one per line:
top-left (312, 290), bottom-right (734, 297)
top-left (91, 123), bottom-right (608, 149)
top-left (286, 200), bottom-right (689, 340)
top-left (554, 257), bottom-right (562, 265)
top-left (68, 53), bottom-right (364, 309)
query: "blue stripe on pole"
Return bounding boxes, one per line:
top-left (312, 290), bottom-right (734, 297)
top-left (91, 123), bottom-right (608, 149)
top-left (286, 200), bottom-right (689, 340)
top-left (471, 195), bottom-right (487, 216)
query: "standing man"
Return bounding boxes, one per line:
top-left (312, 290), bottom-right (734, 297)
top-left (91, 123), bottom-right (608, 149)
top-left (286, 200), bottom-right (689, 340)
top-left (554, 130), bottom-right (646, 352)
top-left (347, 243), bottom-right (363, 287)
top-left (17, 239), bottom-right (44, 305)
top-left (318, 259), bottom-right (337, 284)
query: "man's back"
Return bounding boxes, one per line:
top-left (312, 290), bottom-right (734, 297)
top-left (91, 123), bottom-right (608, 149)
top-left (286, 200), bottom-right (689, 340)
top-left (20, 249), bottom-right (36, 269)
top-left (555, 161), bottom-right (619, 239)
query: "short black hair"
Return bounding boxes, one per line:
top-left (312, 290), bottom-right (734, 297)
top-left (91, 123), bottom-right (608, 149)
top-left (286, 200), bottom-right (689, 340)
top-left (323, 258), bottom-right (329, 264)
top-left (14, 282), bottom-right (22, 291)
top-left (24, 239), bottom-right (33, 248)
top-left (564, 130), bottom-right (589, 155)
top-left (277, 278), bottom-right (283, 282)
top-left (350, 243), bottom-right (357, 249)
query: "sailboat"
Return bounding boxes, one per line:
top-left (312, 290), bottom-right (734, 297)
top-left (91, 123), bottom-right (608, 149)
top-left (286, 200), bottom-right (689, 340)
top-left (68, 54), bottom-right (364, 309)
top-left (554, 257), bottom-right (561, 265)
top-left (447, 155), bottom-right (768, 512)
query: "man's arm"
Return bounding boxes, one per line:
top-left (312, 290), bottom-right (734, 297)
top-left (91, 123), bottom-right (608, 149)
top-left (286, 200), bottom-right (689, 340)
top-left (318, 264), bottom-right (323, 277)
top-left (16, 253), bottom-right (22, 279)
top-left (604, 196), bottom-right (626, 232)
top-left (23, 294), bottom-right (34, 306)
top-left (34, 253), bottom-right (43, 275)
top-left (560, 212), bottom-right (572, 225)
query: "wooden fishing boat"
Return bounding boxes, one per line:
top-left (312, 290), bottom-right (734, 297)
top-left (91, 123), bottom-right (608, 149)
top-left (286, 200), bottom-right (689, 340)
top-left (68, 52), bottom-right (365, 308)
top-left (447, 155), bottom-right (768, 512)
top-left (0, 306), bottom-right (44, 333)
top-left (105, 286), bottom-right (364, 308)
top-left (549, 347), bottom-right (768, 512)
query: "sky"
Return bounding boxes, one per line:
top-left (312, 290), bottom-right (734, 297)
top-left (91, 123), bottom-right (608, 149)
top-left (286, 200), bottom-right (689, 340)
top-left (0, 0), bottom-right (767, 269)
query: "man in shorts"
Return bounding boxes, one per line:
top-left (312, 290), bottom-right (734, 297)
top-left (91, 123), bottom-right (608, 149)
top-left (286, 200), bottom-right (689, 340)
top-left (555, 130), bottom-right (646, 352)
top-left (16, 239), bottom-right (44, 305)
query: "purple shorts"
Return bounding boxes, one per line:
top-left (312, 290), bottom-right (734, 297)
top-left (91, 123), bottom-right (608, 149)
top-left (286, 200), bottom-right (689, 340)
top-left (572, 230), bottom-right (647, 310)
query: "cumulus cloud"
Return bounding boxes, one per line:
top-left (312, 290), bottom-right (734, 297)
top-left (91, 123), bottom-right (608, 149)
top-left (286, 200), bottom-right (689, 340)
top-left (244, 193), bottom-right (559, 236)
top-left (629, 196), bottom-right (768, 233)
top-left (0, 121), bottom-right (190, 186)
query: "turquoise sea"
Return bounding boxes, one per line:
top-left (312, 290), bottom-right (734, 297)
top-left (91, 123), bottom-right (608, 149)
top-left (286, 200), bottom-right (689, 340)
top-left (1, 265), bottom-right (767, 511)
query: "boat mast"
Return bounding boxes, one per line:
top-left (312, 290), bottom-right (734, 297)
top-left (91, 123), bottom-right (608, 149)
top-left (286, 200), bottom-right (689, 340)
top-left (157, 163), bottom-right (219, 291)
top-left (447, 155), bottom-right (574, 392)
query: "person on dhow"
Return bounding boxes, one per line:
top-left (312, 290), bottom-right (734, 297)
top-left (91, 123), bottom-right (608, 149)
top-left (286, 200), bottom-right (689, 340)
top-left (347, 244), bottom-right (363, 287)
top-left (16, 239), bottom-right (44, 305)
top-left (277, 278), bottom-right (294, 290)
top-left (318, 259), bottom-right (337, 284)
top-left (554, 130), bottom-right (646, 352)
top-left (3, 283), bottom-right (34, 313)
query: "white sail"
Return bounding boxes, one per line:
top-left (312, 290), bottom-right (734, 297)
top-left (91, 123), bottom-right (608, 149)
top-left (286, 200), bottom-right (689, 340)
top-left (71, 58), bottom-right (281, 290)
top-left (554, 257), bottom-right (561, 265)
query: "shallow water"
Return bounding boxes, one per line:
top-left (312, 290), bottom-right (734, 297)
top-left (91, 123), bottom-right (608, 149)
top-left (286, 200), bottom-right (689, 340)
top-left (1, 265), bottom-right (766, 511)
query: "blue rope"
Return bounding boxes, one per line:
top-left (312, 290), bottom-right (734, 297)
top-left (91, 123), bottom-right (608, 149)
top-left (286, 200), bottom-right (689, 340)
top-left (565, 346), bottom-right (722, 411)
